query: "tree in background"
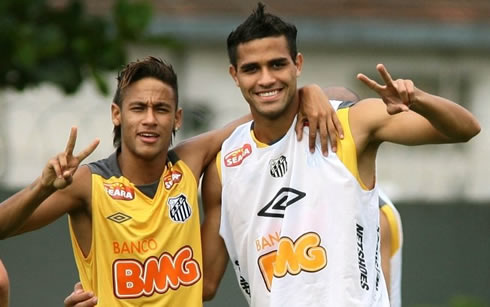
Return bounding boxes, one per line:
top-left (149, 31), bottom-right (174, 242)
top-left (0, 0), bottom-right (153, 95)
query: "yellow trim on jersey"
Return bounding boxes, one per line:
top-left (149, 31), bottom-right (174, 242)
top-left (380, 204), bottom-right (401, 257)
top-left (250, 129), bottom-right (269, 148)
top-left (216, 152), bottom-right (222, 182)
top-left (330, 108), bottom-right (369, 190)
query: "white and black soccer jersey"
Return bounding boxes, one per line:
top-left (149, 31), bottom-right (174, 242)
top-left (218, 101), bottom-right (390, 307)
top-left (379, 189), bottom-right (403, 307)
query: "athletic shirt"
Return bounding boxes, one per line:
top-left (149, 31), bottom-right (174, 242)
top-left (378, 189), bottom-right (403, 307)
top-left (69, 150), bottom-right (203, 306)
top-left (218, 101), bottom-right (390, 307)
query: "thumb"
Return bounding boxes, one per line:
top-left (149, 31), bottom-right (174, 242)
top-left (74, 281), bottom-right (84, 292)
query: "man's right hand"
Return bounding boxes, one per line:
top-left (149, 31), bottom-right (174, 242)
top-left (41, 127), bottom-right (99, 191)
top-left (64, 282), bottom-right (97, 307)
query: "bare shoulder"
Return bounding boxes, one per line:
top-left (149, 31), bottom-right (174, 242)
top-left (172, 134), bottom-right (214, 182)
top-left (173, 115), bottom-right (252, 181)
top-left (173, 140), bottom-right (201, 173)
top-left (350, 98), bottom-right (386, 117)
top-left (347, 98), bottom-right (383, 137)
top-left (172, 138), bottom-right (196, 163)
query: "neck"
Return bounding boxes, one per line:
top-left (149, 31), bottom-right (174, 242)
top-left (252, 94), bottom-right (299, 144)
top-left (117, 149), bottom-right (167, 185)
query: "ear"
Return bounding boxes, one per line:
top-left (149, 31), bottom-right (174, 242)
top-left (111, 103), bottom-right (121, 126)
top-left (174, 107), bottom-right (183, 131)
top-left (295, 53), bottom-right (304, 77)
top-left (229, 65), bottom-right (240, 87)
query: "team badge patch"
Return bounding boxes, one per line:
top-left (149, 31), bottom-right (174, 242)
top-left (163, 170), bottom-right (183, 190)
top-left (224, 143), bottom-right (252, 167)
top-left (167, 194), bottom-right (192, 223)
top-left (104, 182), bottom-right (135, 201)
top-left (269, 155), bottom-right (288, 178)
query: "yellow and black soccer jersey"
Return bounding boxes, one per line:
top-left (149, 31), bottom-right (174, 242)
top-left (69, 150), bottom-right (203, 306)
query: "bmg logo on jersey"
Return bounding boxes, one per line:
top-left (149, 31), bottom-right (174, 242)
top-left (269, 155), bottom-right (288, 178)
top-left (257, 232), bottom-right (327, 291)
top-left (167, 194), bottom-right (192, 223)
top-left (113, 246), bottom-right (201, 298)
top-left (104, 182), bottom-right (135, 201)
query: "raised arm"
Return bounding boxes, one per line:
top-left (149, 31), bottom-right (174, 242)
top-left (201, 158), bottom-right (229, 301)
top-left (0, 127), bottom-right (99, 239)
top-left (354, 64), bottom-right (480, 146)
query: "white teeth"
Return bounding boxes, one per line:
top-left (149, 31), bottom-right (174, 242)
top-left (259, 90), bottom-right (278, 97)
top-left (140, 133), bottom-right (157, 137)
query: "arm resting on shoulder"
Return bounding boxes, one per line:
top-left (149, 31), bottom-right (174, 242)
top-left (174, 114), bottom-right (252, 182)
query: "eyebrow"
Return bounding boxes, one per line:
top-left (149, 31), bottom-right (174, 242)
top-left (127, 100), bottom-right (173, 108)
top-left (239, 57), bottom-right (290, 70)
top-left (239, 62), bottom-right (259, 71)
top-left (270, 58), bottom-right (289, 64)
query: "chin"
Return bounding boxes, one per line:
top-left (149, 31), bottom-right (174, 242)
top-left (135, 147), bottom-right (164, 160)
top-left (259, 107), bottom-right (288, 120)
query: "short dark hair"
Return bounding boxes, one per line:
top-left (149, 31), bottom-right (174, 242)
top-left (112, 56), bottom-right (178, 148)
top-left (227, 2), bottom-right (298, 67)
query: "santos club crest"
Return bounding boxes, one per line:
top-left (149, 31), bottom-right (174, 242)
top-left (167, 194), bottom-right (192, 223)
top-left (269, 155), bottom-right (288, 178)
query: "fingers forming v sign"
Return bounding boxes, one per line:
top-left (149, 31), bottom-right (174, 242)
top-left (42, 127), bottom-right (100, 190)
top-left (357, 64), bottom-right (416, 115)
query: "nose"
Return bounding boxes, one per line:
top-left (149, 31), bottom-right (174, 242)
top-left (142, 108), bottom-right (157, 125)
top-left (258, 68), bottom-right (275, 87)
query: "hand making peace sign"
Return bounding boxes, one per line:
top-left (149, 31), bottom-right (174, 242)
top-left (357, 64), bottom-right (417, 115)
top-left (41, 127), bottom-right (100, 190)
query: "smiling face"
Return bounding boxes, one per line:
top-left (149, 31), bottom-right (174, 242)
top-left (229, 35), bottom-right (303, 122)
top-left (111, 77), bottom-right (182, 163)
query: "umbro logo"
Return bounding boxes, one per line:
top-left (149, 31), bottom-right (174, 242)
top-left (258, 187), bottom-right (306, 218)
top-left (107, 212), bottom-right (132, 223)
